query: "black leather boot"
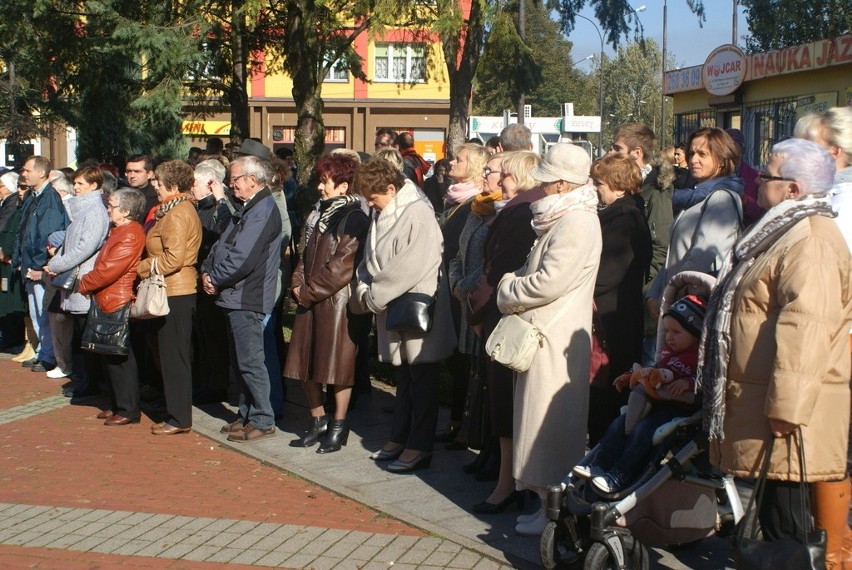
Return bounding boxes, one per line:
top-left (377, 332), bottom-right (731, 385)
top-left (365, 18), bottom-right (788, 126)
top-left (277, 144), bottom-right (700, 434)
top-left (317, 419), bottom-right (349, 454)
top-left (289, 415), bottom-right (328, 447)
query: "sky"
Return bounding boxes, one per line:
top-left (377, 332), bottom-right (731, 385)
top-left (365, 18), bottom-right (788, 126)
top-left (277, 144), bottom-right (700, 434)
top-left (567, 1), bottom-right (752, 74)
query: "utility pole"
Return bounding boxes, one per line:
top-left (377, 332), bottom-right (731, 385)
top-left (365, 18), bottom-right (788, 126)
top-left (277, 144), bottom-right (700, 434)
top-left (732, 0), bottom-right (738, 45)
top-left (660, 0), bottom-right (668, 148)
top-left (516, 0), bottom-right (526, 125)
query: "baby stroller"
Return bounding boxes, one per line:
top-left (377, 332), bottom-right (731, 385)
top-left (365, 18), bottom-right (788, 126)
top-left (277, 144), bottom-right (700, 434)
top-left (539, 271), bottom-right (745, 569)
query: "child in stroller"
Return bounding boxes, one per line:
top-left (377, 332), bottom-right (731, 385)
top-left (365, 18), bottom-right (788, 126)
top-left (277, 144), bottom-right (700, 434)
top-left (573, 294), bottom-right (707, 494)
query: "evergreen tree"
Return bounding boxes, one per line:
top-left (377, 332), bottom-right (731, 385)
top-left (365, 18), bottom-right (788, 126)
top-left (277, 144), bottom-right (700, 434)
top-left (741, 0), bottom-right (850, 52)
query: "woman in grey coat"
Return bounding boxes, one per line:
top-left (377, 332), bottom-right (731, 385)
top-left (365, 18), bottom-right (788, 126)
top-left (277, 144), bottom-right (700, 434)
top-left (45, 167), bottom-right (109, 381)
top-left (352, 158), bottom-right (456, 473)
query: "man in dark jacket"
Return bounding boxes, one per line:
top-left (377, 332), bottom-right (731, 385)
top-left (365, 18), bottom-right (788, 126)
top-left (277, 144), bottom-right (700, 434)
top-left (124, 154), bottom-right (159, 223)
top-left (201, 155), bottom-right (282, 443)
top-left (396, 132), bottom-right (431, 187)
top-left (13, 156), bottom-right (70, 371)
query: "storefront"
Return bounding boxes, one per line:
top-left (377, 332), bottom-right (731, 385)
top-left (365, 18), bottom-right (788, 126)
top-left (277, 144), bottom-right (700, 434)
top-left (664, 34), bottom-right (851, 168)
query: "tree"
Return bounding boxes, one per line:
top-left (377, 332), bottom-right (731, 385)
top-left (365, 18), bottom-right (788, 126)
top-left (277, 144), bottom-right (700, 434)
top-left (741, 0), bottom-right (850, 52)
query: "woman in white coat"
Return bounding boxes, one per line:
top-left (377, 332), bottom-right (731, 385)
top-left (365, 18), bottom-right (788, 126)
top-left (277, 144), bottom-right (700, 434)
top-left (496, 143), bottom-right (602, 536)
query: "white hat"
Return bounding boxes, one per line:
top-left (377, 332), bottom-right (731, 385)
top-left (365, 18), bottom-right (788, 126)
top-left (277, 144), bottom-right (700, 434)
top-left (531, 143), bottom-right (591, 185)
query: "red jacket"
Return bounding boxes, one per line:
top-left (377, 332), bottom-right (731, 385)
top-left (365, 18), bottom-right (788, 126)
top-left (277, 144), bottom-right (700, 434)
top-left (78, 222), bottom-right (145, 313)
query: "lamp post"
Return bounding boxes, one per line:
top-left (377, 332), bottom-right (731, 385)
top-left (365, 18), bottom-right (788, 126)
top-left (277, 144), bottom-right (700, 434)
top-left (575, 14), bottom-right (605, 156)
top-left (661, 0), bottom-right (668, 148)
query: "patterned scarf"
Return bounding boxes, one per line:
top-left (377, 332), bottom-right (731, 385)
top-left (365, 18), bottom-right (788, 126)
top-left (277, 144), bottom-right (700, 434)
top-left (317, 195), bottom-right (360, 235)
top-left (155, 194), bottom-right (191, 219)
top-left (530, 182), bottom-right (598, 236)
top-left (444, 180), bottom-right (481, 206)
top-left (470, 189), bottom-right (502, 217)
top-left (697, 192), bottom-right (836, 440)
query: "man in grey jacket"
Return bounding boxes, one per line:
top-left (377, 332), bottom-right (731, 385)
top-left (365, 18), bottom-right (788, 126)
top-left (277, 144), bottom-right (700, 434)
top-left (201, 156), bottom-right (282, 443)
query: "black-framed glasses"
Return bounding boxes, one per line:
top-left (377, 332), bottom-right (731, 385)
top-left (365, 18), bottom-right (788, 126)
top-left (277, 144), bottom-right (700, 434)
top-left (499, 171), bottom-right (512, 181)
top-left (483, 167), bottom-right (501, 178)
top-left (231, 174), bottom-right (247, 184)
top-left (758, 171), bottom-right (795, 182)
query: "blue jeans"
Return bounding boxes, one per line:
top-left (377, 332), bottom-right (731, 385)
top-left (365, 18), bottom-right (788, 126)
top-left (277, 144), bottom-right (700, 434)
top-left (594, 405), bottom-right (681, 480)
top-left (25, 280), bottom-right (54, 364)
top-left (226, 309), bottom-right (274, 430)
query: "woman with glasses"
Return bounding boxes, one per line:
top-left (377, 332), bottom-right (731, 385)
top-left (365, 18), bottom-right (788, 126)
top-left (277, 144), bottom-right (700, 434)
top-left (646, 127), bottom-right (744, 318)
top-left (467, 150), bottom-right (544, 514)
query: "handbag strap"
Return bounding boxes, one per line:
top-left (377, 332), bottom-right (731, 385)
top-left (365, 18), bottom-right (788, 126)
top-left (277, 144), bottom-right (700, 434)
top-left (150, 257), bottom-right (159, 276)
top-left (738, 427), bottom-right (813, 543)
top-left (534, 294), bottom-right (581, 337)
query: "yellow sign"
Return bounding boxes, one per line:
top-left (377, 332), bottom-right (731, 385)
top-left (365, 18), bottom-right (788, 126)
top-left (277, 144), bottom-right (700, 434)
top-left (181, 121), bottom-right (231, 136)
top-left (795, 92), bottom-right (838, 119)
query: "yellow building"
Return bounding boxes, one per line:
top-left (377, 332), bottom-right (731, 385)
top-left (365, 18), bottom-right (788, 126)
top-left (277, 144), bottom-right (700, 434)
top-left (664, 34), bottom-right (851, 167)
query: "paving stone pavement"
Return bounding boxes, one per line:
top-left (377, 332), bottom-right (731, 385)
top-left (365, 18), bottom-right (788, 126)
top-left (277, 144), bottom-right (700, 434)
top-left (0, 355), bottom-right (737, 568)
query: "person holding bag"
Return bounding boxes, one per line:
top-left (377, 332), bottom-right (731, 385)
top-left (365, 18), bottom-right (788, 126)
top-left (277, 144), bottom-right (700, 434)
top-left (137, 160), bottom-right (202, 436)
top-left (700, 139), bottom-right (852, 569)
top-left (78, 189), bottom-right (147, 426)
top-left (495, 143), bottom-right (602, 536)
top-left (351, 158), bottom-right (456, 473)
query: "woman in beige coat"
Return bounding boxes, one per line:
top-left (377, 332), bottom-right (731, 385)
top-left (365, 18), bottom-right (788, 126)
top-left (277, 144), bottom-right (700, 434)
top-left (495, 144), bottom-right (601, 536)
top-left (352, 158), bottom-right (456, 473)
top-left (702, 139), bottom-right (851, 566)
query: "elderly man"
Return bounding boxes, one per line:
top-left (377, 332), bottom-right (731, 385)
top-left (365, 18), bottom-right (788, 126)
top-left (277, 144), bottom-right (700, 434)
top-left (13, 156), bottom-right (69, 373)
top-left (201, 156), bottom-right (282, 442)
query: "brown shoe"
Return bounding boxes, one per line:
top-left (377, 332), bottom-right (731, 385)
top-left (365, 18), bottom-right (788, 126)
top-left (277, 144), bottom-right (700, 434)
top-left (151, 423), bottom-right (191, 435)
top-left (96, 410), bottom-right (114, 420)
top-left (227, 424), bottom-right (275, 443)
top-left (220, 419), bottom-right (245, 434)
top-left (104, 415), bottom-right (139, 426)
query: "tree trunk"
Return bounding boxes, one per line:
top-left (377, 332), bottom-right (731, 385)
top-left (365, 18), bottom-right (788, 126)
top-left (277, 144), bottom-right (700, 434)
top-left (443, 0), bottom-right (484, 159)
top-left (292, 86), bottom-right (325, 187)
top-left (228, 0), bottom-right (249, 143)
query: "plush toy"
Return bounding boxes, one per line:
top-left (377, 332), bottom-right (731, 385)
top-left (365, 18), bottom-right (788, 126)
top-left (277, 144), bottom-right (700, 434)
top-left (614, 363), bottom-right (674, 400)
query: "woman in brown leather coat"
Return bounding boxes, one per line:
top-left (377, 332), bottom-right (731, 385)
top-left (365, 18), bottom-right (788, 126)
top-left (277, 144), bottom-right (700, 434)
top-left (285, 153), bottom-right (370, 453)
top-left (78, 189), bottom-right (147, 425)
top-left (137, 160), bottom-right (202, 435)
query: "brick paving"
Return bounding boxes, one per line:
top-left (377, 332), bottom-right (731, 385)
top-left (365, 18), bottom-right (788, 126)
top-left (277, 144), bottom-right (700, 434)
top-left (0, 357), bottom-right (512, 569)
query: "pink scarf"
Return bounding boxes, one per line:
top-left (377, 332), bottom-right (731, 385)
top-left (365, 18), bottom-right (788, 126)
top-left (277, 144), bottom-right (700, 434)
top-left (530, 182), bottom-right (598, 236)
top-left (444, 181), bottom-right (481, 206)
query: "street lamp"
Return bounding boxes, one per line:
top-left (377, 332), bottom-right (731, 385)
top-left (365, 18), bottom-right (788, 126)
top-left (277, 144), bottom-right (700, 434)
top-left (661, 0), bottom-right (668, 148)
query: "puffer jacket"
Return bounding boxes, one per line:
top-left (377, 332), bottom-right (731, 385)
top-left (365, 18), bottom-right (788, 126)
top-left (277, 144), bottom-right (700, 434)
top-left (137, 197), bottom-right (201, 297)
top-left (711, 215), bottom-right (852, 482)
top-left (47, 190), bottom-right (109, 314)
top-left (78, 222), bottom-right (146, 313)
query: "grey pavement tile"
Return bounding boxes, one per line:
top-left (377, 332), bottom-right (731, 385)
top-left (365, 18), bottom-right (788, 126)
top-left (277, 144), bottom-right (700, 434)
top-left (255, 551), bottom-right (291, 567)
top-left (143, 513), bottom-right (176, 527)
top-left (0, 503), bottom-right (15, 513)
top-left (448, 550), bottom-right (482, 569)
top-left (252, 525), bottom-right (301, 550)
top-left (281, 553), bottom-right (318, 568)
top-left (89, 523), bottom-right (132, 540)
top-left (0, 527), bottom-right (24, 542)
top-left (77, 509), bottom-right (112, 522)
top-left (96, 510), bottom-right (136, 525)
top-left (423, 549), bottom-right (462, 567)
top-left (22, 533), bottom-right (64, 548)
top-left (67, 535), bottom-right (109, 552)
top-left (204, 547), bottom-right (243, 563)
top-left (53, 519), bottom-right (93, 535)
top-left (159, 515), bottom-right (196, 529)
top-left (2, 504), bottom-right (40, 517)
top-left (251, 521), bottom-right (281, 537)
top-left (104, 539), bottom-right (152, 556)
top-left (273, 526), bottom-right (326, 553)
top-left (158, 542), bottom-right (199, 559)
top-left (137, 524), bottom-right (179, 542)
top-left (359, 563), bottom-right (398, 570)
top-left (229, 548), bottom-right (267, 565)
top-left (28, 517), bottom-right (75, 534)
top-left (364, 533), bottom-right (397, 548)
top-left (13, 514), bottom-right (55, 532)
top-left (57, 508), bottom-right (94, 521)
top-left (399, 548), bottom-right (439, 565)
top-left (73, 521), bottom-right (111, 537)
top-left (179, 529), bottom-right (220, 546)
top-left (226, 520), bottom-right (261, 534)
top-left (18, 505), bottom-right (51, 517)
top-left (308, 556), bottom-right (345, 570)
top-left (347, 544), bottom-right (383, 561)
top-left (121, 512), bottom-right (156, 526)
top-left (113, 524), bottom-right (153, 541)
top-left (227, 532), bottom-right (264, 550)
top-left (180, 517), bottom-right (219, 532)
top-left (323, 538), bottom-right (361, 559)
top-left (134, 541), bottom-right (174, 558)
top-left (44, 534), bottom-right (89, 550)
top-left (332, 560), bottom-right (367, 570)
top-left (202, 531), bottom-right (241, 548)
top-left (182, 545), bottom-right (221, 562)
top-left (203, 518), bottom-right (239, 532)
top-left (5, 531), bottom-right (44, 546)
top-left (471, 559), bottom-right (503, 570)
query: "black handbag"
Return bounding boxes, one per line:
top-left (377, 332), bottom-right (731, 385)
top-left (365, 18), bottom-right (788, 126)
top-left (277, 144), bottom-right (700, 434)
top-left (385, 292), bottom-right (435, 333)
top-left (734, 428), bottom-right (826, 570)
top-left (81, 301), bottom-right (131, 356)
top-left (465, 340), bottom-right (490, 451)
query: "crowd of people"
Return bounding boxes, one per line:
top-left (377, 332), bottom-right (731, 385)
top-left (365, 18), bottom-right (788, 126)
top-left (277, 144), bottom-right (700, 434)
top-left (0, 107), bottom-right (850, 566)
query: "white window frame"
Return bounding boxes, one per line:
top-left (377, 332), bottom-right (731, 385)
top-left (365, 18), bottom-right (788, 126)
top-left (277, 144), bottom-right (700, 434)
top-left (324, 58), bottom-right (349, 83)
top-left (373, 42), bottom-right (426, 83)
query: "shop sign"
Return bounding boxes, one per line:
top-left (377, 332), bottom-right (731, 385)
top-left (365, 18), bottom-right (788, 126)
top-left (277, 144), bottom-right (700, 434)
top-left (560, 116), bottom-right (602, 133)
top-left (664, 66), bottom-right (703, 95)
top-left (795, 92), bottom-right (838, 119)
top-left (703, 45), bottom-right (747, 96)
top-left (751, 36), bottom-right (852, 81)
top-left (181, 121), bottom-right (231, 136)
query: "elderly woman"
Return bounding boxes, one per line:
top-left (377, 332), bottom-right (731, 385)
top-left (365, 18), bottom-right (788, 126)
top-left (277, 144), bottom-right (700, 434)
top-left (45, 167), bottom-right (110, 383)
top-left (646, 127), bottom-right (744, 317)
top-left (467, 151), bottom-right (543, 512)
top-left (138, 160), bottom-right (202, 435)
top-left (587, 154), bottom-right (652, 445)
top-left (286, 153), bottom-right (370, 454)
top-left (434, 143), bottom-right (490, 447)
top-left (0, 171), bottom-right (27, 352)
top-left (352, 158), bottom-right (456, 472)
top-left (702, 139), bottom-right (851, 568)
top-left (78, 189), bottom-right (147, 425)
top-left (495, 143), bottom-right (601, 536)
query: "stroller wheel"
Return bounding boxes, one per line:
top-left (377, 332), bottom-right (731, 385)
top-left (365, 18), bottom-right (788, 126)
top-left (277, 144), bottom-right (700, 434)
top-left (583, 536), bottom-right (649, 570)
top-left (540, 520), bottom-right (581, 569)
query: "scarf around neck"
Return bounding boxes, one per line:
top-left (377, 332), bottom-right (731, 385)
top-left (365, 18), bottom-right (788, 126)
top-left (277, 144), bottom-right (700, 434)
top-left (697, 192), bottom-right (837, 441)
top-left (530, 182), bottom-right (598, 236)
top-left (444, 180), bottom-right (481, 206)
top-left (155, 194), bottom-right (191, 219)
top-left (471, 189), bottom-right (502, 217)
top-left (365, 179), bottom-right (430, 278)
top-left (317, 194), bottom-right (360, 235)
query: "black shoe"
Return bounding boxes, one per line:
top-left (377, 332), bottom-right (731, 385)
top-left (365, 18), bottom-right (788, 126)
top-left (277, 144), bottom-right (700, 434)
top-left (387, 452), bottom-right (432, 473)
top-left (317, 419), bottom-right (349, 454)
top-left (289, 415), bottom-right (328, 447)
top-left (472, 490), bottom-right (526, 514)
top-left (434, 423), bottom-right (460, 443)
top-left (463, 450), bottom-right (489, 474)
top-left (31, 361), bottom-right (55, 373)
top-left (70, 384), bottom-right (101, 403)
top-left (21, 358), bottom-right (38, 368)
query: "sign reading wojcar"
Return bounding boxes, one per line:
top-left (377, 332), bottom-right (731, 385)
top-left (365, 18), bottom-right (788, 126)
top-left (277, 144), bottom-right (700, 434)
top-left (703, 45), bottom-right (747, 96)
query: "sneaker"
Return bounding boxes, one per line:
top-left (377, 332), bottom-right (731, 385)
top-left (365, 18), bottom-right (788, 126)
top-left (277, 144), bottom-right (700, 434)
top-left (46, 368), bottom-right (71, 379)
top-left (592, 470), bottom-right (628, 494)
top-left (572, 464), bottom-right (604, 480)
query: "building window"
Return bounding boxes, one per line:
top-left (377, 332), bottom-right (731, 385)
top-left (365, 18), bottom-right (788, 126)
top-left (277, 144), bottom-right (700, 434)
top-left (324, 58), bottom-right (349, 82)
top-left (272, 126), bottom-right (346, 145)
top-left (744, 97), bottom-right (797, 167)
top-left (374, 43), bottom-right (425, 82)
top-left (673, 109), bottom-right (716, 147)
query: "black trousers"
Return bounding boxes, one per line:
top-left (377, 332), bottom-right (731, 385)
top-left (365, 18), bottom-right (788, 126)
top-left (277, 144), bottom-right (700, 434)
top-left (103, 350), bottom-right (140, 420)
top-left (390, 362), bottom-right (440, 452)
top-left (194, 293), bottom-right (230, 396)
top-left (758, 479), bottom-right (813, 542)
top-left (154, 294), bottom-right (196, 428)
top-left (445, 348), bottom-right (471, 423)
